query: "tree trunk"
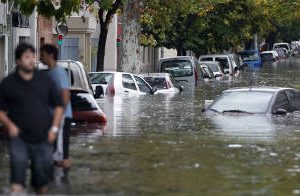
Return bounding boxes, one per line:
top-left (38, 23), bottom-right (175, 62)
top-left (120, 0), bottom-right (143, 73)
top-left (265, 31), bottom-right (276, 50)
top-left (96, 26), bottom-right (109, 72)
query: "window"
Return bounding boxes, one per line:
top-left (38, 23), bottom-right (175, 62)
top-left (200, 57), bottom-right (213, 61)
top-left (215, 57), bottom-right (229, 69)
top-left (161, 60), bottom-right (193, 77)
top-left (134, 76), bottom-right (152, 93)
top-left (288, 91), bottom-right (300, 112)
top-left (122, 74), bottom-right (137, 90)
top-left (144, 77), bottom-right (167, 89)
top-left (210, 91), bottom-right (274, 114)
top-left (89, 73), bottom-right (113, 85)
top-left (273, 92), bottom-right (290, 112)
top-left (71, 92), bottom-right (98, 111)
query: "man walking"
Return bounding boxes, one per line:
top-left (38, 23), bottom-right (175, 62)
top-left (0, 43), bottom-right (64, 194)
top-left (40, 44), bottom-right (72, 169)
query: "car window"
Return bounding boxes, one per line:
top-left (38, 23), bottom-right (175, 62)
top-left (134, 76), bottom-right (152, 93)
top-left (144, 77), bottom-right (167, 89)
top-left (288, 91), bottom-right (300, 112)
top-left (161, 60), bottom-right (193, 77)
top-left (215, 57), bottom-right (229, 69)
top-left (273, 91), bottom-right (290, 112)
top-left (210, 91), bottom-right (274, 113)
top-left (200, 57), bottom-right (213, 61)
top-left (122, 74), bottom-right (137, 90)
top-left (89, 73), bottom-right (112, 85)
top-left (71, 92), bottom-right (98, 111)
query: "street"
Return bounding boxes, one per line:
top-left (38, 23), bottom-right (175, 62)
top-left (2, 57), bottom-right (300, 195)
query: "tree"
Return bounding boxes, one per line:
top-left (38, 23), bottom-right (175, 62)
top-left (85, 0), bottom-right (124, 71)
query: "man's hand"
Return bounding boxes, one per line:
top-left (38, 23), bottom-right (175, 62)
top-left (8, 124), bottom-right (19, 138)
top-left (48, 131), bottom-right (57, 144)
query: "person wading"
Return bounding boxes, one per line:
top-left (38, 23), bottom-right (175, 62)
top-left (0, 43), bottom-right (64, 194)
top-left (40, 44), bottom-right (72, 169)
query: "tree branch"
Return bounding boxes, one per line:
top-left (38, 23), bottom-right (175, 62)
top-left (104, 0), bottom-right (122, 26)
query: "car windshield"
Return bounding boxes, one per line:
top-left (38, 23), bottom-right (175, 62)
top-left (206, 63), bottom-right (219, 72)
top-left (209, 91), bottom-right (274, 114)
top-left (89, 73), bottom-right (113, 85)
top-left (144, 77), bottom-right (167, 89)
top-left (241, 52), bottom-right (260, 62)
top-left (161, 60), bottom-right (193, 77)
top-left (71, 92), bottom-right (98, 111)
top-left (261, 53), bottom-right (274, 61)
top-left (274, 44), bottom-right (289, 50)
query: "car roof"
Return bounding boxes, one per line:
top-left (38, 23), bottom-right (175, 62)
top-left (89, 71), bottom-right (136, 75)
top-left (224, 87), bottom-right (295, 93)
top-left (141, 73), bottom-right (170, 77)
top-left (261, 51), bottom-right (275, 54)
top-left (199, 61), bottom-right (221, 65)
top-left (200, 54), bottom-right (230, 58)
top-left (274, 42), bottom-right (289, 45)
top-left (159, 56), bottom-right (193, 61)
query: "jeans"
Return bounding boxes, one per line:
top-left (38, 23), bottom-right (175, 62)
top-left (9, 137), bottom-right (53, 188)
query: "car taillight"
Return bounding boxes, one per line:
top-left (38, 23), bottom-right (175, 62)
top-left (108, 84), bottom-right (115, 97)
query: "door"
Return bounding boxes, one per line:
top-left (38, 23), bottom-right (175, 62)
top-left (273, 91), bottom-right (290, 113)
top-left (122, 74), bottom-right (139, 95)
top-left (59, 38), bottom-right (79, 61)
top-left (133, 75), bottom-right (153, 94)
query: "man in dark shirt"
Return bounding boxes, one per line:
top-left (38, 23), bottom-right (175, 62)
top-left (0, 43), bottom-right (64, 194)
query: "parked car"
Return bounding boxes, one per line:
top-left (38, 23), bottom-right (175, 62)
top-left (158, 56), bottom-right (201, 86)
top-left (273, 43), bottom-right (291, 56)
top-left (200, 61), bottom-right (224, 78)
top-left (70, 89), bottom-right (107, 128)
top-left (200, 64), bottom-right (215, 80)
top-left (239, 50), bottom-right (262, 69)
top-left (203, 87), bottom-right (300, 115)
top-left (260, 51), bottom-right (278, 62)
top-left (37, 60), bottom-right (94, 95)
top-left (199, 54), bottom-right (236, 74)
top-left (90, 72), bottom-right (156, 98)
top-left (141, 73), bottom-right (183, 94)
top-left (228, 53), bottom-right (242, 71)
top-left (274, 48), bottom-right (288, 60)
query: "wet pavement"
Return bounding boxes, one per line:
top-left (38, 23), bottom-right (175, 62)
top-left (2, 58), bottom-right (300, 195)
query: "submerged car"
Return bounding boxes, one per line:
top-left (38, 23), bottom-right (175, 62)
top-left (199, 54), bottom-right (236, 74)
top-left (273, 43), bottom-right (291, 56)
top-left (158, 56), bottom-right (201, 86)
top-left (141, 73), bottom-right (183, 94)
top-left (200, 61), bottom-right (224, 78)
top-left (239, 50), bottom-right (262, 68)
top-left (260, 51), bottom-right (278, 62)
top-left (204, 87), bottom-right (300, 115)
top-left (89, 72), bottom-right (156, 98)
top-left (70, 89), bottom-right (107, 129)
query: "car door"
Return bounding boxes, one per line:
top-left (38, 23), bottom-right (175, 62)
top-left (272, 91), bottom-right (291, 114)
top-left (133, 75), bottom-right (153, 95)
top-left (287, 90), bottom-right (300, 114)
top-left (122, 74), bottom-right (139, 95)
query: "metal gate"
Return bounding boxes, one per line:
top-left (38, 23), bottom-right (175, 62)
top-left (59, 37), bottom-right (79, 61)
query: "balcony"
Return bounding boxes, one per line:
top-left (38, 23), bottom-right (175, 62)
top-left (12, 12), bottom-right (29, 28)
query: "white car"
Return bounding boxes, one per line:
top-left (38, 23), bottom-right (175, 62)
top-left (273, 43), bottom-right (291, 55)
top-left (89, 72), bottom-right (156, 98)
top-left (200, 61), bottom-right (224, 78)
top-left (199, 54), bottom-right (236, 74)
top-left (141, 73), bottom-right (183, 94)
top-left (260, 51), bottom-right (279, 62)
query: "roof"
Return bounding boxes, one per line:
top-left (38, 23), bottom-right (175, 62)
top-left (261, 51), bottom-right (276, 54)
top-left (159, 56), bottom-right (193, 61)
top-left (89, 71), bottom-right (136, 75)
top-left (199, 61), bottom-right (221, 65)
top-left (140, 73), bottom-right (170, 78)
top-left (224, 87), bottom-right (295, 93)
top-left (200, 54), bottom-right (230, 58)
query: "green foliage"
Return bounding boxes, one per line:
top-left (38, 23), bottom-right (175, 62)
top-left (140, 0), bottom-right (300, 55)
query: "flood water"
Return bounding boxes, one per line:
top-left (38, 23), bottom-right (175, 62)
top-left (2, 58), bottom-right (300, 195)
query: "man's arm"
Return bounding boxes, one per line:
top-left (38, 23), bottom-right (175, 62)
top-left (0, 111), bottom-right (19, 137)
top-left (48, 106), bottom-right (64, 143)
top-left (61, 89), bottom-right (70, 109)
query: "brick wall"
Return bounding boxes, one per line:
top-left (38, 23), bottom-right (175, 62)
top-left (37, 16), bottom-right (55, 48)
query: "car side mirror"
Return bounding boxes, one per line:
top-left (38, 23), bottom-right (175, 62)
top-left (151, 87), bottom-right (157, 94)
top-left (274, 108), bottom-right (287, 116)
top-left (94, 85), bottom-right (104, 99)
top-left (178, 86), bottom-right (184, 92)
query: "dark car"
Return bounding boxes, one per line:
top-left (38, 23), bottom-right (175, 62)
top-left (204, 87), bottom-right (300, 115)
top-left (70, 89), bottom-right (107, 130)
